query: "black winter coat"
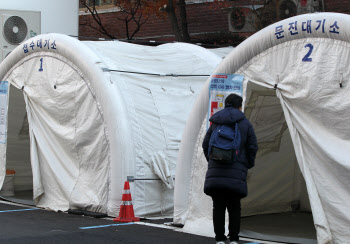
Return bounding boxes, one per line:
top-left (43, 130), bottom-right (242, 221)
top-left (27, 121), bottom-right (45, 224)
top-left (202, 107), bottom-right (258, 198)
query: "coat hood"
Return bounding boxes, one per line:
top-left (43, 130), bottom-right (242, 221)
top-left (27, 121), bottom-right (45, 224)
top-left (209, 107), bottom-right (246, 125)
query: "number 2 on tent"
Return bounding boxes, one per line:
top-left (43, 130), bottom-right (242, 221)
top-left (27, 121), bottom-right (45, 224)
top-left (302, 44), bottom-right (313, 62)
top-left (39, 58), bottom-right (44, 72)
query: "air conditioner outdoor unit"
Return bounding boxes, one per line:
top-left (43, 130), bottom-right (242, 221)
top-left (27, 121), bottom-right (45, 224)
top-left (0, 9), bottom-right (41, 62)
top-left (280, 0), bottom-right (322, 17)
top-left (228, 6), bottom-right (258, 33)
top-left (229, 0), bottom-right (322, 33)
top-left (279, 0), bottom-right (298, 19)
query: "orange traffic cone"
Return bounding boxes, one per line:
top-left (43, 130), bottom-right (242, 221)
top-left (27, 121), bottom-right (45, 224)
top-left (113, 181), bottom-right (140, 223)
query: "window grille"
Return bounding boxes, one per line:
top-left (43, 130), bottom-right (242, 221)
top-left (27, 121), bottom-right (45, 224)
top-left (81, 0), bottom-right (114, 7)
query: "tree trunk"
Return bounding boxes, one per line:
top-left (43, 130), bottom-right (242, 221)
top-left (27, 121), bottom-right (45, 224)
top-left (125, 17), bottom-right (130, 40)
top-left (275, 0), bottom-right (281, 21)
top-left (178, 0), bottom-right (190, 42)
top-left (167, 0), bottom-right (183, 41)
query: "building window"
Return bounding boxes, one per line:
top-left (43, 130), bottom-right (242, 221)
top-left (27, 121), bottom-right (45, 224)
top-left (79, 0), bottom-right (114, 8)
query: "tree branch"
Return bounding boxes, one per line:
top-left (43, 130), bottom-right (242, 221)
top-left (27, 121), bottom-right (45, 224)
top-left (81, 0), bottom-right (116, 39)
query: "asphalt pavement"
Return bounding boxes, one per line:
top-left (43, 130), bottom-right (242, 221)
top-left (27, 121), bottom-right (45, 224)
top-left (0, 201), bottom-right (264, 244)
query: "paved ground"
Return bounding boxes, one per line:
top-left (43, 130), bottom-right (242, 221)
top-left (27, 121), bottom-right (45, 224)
top-left (0, 201), bottom-right (264, 244)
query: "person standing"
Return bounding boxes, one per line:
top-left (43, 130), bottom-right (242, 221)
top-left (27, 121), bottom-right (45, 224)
top-left (202, 93), bottom-right (258, 244)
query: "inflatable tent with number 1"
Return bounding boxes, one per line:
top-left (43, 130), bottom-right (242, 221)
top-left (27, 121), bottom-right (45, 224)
top-left (0, 34), bottom-right (231, 217)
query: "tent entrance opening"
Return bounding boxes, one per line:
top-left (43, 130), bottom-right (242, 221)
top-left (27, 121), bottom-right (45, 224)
top-left (0, 84), bottom-right (33, 205)
top-left (240, 81), bottom-right (316, 242)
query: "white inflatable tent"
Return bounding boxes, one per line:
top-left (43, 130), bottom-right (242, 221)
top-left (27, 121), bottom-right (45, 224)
top-left (174, 13), bottom-right (350, 244)
top-left (0, 33), bottom-right (231, 217)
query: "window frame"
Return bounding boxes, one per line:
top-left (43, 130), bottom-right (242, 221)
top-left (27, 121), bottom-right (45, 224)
top-left (79, 0), bottom-right (115, 11)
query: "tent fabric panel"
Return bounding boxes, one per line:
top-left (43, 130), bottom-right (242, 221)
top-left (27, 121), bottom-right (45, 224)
top-left (68, 71), bottom-right (110, 213)
top-left (133, 180), bottom-right (174, 217)
top-left (83, 41), bottom-right (222, 76)
top-left (127, 78), bottom-right (169, 216)
top-left (151, 83), bottom-right (202, 151)
top-left (97, 39), bottom-right (224, 217)
top-left (277, 90), bottom-right (350, 243)
top-left (278, 94), bottom-right (332, 243)
top-left (111, 71), bottom-right (206, 216)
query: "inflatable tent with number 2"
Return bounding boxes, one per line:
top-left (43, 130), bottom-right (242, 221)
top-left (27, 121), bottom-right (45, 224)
top-left (174, 13), bottom-right (350, 244)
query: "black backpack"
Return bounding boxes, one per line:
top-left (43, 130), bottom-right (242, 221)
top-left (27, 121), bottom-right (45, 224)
top-left (208, 123), bottom-right (241, 162)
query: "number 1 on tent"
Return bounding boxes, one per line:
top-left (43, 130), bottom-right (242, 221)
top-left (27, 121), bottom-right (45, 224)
top-left (39, 58), bottom-right (44, 72)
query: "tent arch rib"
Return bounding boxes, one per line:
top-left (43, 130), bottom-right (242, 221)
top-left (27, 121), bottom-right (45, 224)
top-left (219, 13), bottom-right (350, 76)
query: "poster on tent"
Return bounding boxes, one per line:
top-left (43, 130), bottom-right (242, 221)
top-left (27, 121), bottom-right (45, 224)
top-left (207, 74), bottom-right (243, 128)
top-left (0, 81), bottom-right (8, 143)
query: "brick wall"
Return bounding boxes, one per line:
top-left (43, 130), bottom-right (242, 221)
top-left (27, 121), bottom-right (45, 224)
top-left (79, 0), bottom-right (350, 42)
top-left (79, 1), bottom-right (247, 42)
top-left (323, 0), bottom-right (350, 13)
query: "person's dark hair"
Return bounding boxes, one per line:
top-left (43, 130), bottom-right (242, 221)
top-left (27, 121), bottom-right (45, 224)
top-left (225, 93), bottom-right (242, 109)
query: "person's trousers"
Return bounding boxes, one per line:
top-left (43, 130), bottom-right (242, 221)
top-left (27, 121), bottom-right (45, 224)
top-left (212, 194), bottom-right (241, 242)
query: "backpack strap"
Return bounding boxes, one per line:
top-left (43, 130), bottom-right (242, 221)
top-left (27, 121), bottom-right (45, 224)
top-left (208, 124), bottom-right (221, 155)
